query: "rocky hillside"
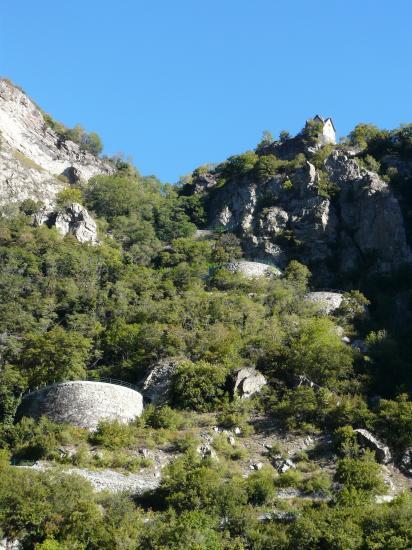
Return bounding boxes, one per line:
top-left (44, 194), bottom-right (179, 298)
top-left (0, 86), bottom-right (412, 549)
top-left (0, 79), bottom-right (112, 209)
top-left (189, 125), bottom-right (412, 285)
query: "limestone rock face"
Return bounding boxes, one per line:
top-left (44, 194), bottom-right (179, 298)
top-left (354, 429), bottom-right (392, 464)
top-left (325, 151), bottom-right (412, 273)
top-left (0, 79), bottom-right (112, 209)
top-left (140, 357), bottom-right (182, 405)
top-left (0, 146), bottom-right (66, 209)
top-left (0, 539), bottom-right (20, 550)
top-left (54, 203), bottom-right (98, 244)
top-left (16, 381), bottom-right (144, 431)
top-left (16, 461), bottom-right (161, 495)
top-left (197, 444), bottom-right (218, 460)
top-left (198, 148), bottom-right (412, 284)
top-left (305, 291), bottom-right (343, 314)
top-left (233, 367), bottom-right (267, 398)
top-left (226, 260), bottom-right (282, 279)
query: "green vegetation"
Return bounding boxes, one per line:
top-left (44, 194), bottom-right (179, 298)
top-left (1, 118), bottom-right (412, 547)
top-left (171, 360), bottom-right (229, 412)
top-left (56, 187), bottom-right (83, 207)
top-left (43, 114), bottom-right (103, 156)
top-left (300, 117), bottom-right (324, 146)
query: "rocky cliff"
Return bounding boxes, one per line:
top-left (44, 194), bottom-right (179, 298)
top-left (0, 79), bottom-right (111, 241)
top-left (191, 137), bottom-right (412, 284)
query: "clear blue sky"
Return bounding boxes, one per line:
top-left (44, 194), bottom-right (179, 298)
top-left (1, 1), bottom-right (411, 182)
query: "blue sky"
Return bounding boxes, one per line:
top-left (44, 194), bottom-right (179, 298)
top-left (1, 1), bottom-right (411, 182)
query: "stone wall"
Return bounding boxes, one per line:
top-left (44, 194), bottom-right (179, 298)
top-left (16, 381), bottom-right (144, 431)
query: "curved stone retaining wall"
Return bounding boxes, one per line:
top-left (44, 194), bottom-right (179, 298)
top-left (16, 381), bottom-right (144, 431)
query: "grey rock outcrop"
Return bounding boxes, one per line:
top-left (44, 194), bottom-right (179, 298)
top-left (0, 79), bottom-right (112, 209)
top-left (325, 151), bottom-right (412, 273)
top-left (0, 146), bottom-right (65, 210)
top-left (305, 291), bottom-right (343, 314)
top-left (354, 429), bottom-right (392, 464)
top-left (17, 461), bottom-right (160, 495)
top-left (399, 448), bottom-right (412, 477)
top-left (197, 444), bottom-right (218, 460)
top-left (54, 203), bottom-right (98, 244)
top-left (0, 539), bottom-right (20, 550)
top-left (226, 260), bottom-right (282, 279)
top-left (193, 171), bottom-right (218, 193)
top-left (140, 357), bottom-right (182, 405)
top-left (233, 367), bottom-right (267, 398)
top-left (272, 455), bottom-right (296, 474)
top-left (195, 145), bottom-right (412, 283)
top-left (16, 381), bottom-right (144, 431)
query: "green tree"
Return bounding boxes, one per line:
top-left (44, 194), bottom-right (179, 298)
top-left (376, 394), bottom-right (412, 451)
top-left (172, 360), bottom-right (229, 412)
top-left (82, 131), bottom-right (103, 156)
top-left (220, 151), bottom-right (259, 179)
top-left (349, 123), bottom-right (384, 150)
top-left (19, 327), bottom-right (92, 385)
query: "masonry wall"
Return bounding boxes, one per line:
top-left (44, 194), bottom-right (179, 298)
top-left (16, 381), bottom-right (144, 431)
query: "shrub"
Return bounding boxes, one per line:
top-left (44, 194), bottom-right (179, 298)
top-left (279, 130), bottom-right (291, 142)
top-left (246, 467), bottom-right (276, 505)
top-left (19, 198), bottom-right (43, 216)
top-left (375, 394), bottom-right (412, 452)
top-left (349, 123), bottom-right (384, 150)
top-left (211, 233), bottom-right (243, 264)
top-left (91, 420), bottom-right (135, 449)
top-left (274, 469), bottom-right (302, 488)
top-left (300, 118), bottom-right (324, 146)
top-left (219, 151), bottom-right (259, 180)
top-left (171, 360), bottom-right (229, 412)
top-left (144, 405), bottom-right (185, 430)
top-left (333, 426), bottom-right (361, 458)
top-left (43, 115), bottom-right (103, 156)
top-left (56, 187), bottom-right (83, 208)
top-left (254, 155), bottom-right (281, 182)
top-left (357, 154), bottom-right (381, 173)
top-left (335, 452), bottom-right (385, 505)
top-left (301, 472), bottom-right (332, 496)
top-left (256, 130), bottom-right (274, 153)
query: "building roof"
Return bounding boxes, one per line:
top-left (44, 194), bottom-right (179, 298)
top-left (314, 114), bottom-right (336, 132)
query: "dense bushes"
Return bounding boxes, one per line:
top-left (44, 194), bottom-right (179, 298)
top-left (43, 114), bottom-right (103, 156)
top-left (171, 360), bottom-right (229, 412)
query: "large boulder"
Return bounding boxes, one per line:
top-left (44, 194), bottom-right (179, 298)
top-left (272, 455), bottom-right (296, 474)
top-left (140, 357), bottom-right (182, 405)
top-left (233, 367), bottom-right (267, 399)
top-left (226, 260), bottom-right (282, 279)
top-left (305, 291), bottom-right (343, 314)
top-left (0, 539), bottom-right (20, 550)
top-left (354, 429), bottom-right (392, 464)
top-left (399, 448), bottom-right (412, 477)
top-left (54, 203), bottom-right (98, 244)
top-left (196, 443), bottom-right (218, 461)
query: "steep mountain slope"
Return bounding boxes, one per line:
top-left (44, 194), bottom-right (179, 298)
top-left (0, 85), bottom-right (412, 549)
top-left (0, 79), bottom-right (112, 208)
